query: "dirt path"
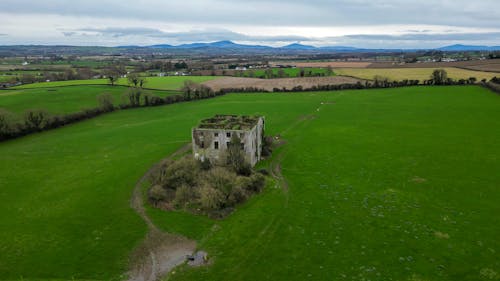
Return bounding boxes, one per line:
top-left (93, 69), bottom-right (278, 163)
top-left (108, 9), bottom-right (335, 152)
top-left (128, 143), bottom-right (195, 281)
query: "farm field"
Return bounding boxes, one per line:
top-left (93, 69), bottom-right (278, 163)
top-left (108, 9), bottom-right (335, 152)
top-left (0, 85), bottom-right (177, 120)
top-left (11, 76), bottom-right (217, 91)
top-left (336, 67), bottom-right (500, 81)
top-left (0, 86), bottom-right (498, 281)
top-left (269, 59), bottom-right (500, 73)
top-left (202, 76), bottom-right (362, 91)
top-left (270, 61), bottom-right (373, 68)
top-left (241, 67), bottom-right (332, 78)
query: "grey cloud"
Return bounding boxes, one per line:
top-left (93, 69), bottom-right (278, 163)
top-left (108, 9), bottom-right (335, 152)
top-left (2, 0), bottom-right (500, 28)
top-left (344, 32), bottom-right (500, 41)
top-left (77, 27), bottom-right (168, 38)
top-left (69, 27), bottom-right (312, 43)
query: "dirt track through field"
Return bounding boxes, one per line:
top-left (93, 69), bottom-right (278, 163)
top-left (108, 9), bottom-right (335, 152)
top-left (128, 143), bottom-right (195, 281)
top-left (128, 108), bottom-right (323, 280)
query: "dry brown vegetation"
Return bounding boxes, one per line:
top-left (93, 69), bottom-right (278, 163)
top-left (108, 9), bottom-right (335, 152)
top-left (367, 59), bottom-right (500, 72)
top-left (148, 156), bottom-right (265, 218)
top-left (202, 76), bottom-right (363, 91)
top-left (335, 67), bottom-right (499, 82)
top-left (268, 59), bottom-right (500, 72)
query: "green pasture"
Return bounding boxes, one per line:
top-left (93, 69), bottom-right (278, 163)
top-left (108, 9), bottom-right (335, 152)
top-left (0, 86), bottom-right (498, 281)
top-left (11, 76), bottom-right (217, 91)
top-left (0, 85), bottom-right (177, 120)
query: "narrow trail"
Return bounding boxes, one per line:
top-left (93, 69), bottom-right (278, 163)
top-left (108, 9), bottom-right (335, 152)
top-left (127, 104), bottom-right (324, 280)
top-left (270, 105), bottom-right (324, 204)
top-left (128, 143), bottom-right (195, 281)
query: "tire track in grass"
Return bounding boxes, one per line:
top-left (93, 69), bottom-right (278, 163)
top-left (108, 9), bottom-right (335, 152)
top-left (128, 143), bottom-right (196, 281)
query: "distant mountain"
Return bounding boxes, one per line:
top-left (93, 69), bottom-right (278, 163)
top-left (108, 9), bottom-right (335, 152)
top-left (143, 41), bottom-right (500, 53)
top-left (3, 42), bottom-right (499, 56)
top-left (319, 46), bottom-right (362, 51)
top-left (145, 41), bottom-right (411, 53)
top-left (151, 41), bottom-right (272, 50)
top-left (281, 43), bottom-right (316, 50)
top-left (149, 44), bottom-right (173, 48)
top-left (437, 44), bottom-right (500, 51)
top-left (116, 45), bottom-right (142, 48)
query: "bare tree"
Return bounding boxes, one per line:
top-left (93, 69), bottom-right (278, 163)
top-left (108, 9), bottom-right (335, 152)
top-left (127, 72), bottom-right (140, 87)
top-left (24, 109), bottom-right (50, 131)
top-left (97, 93), bottom-right (115, 112)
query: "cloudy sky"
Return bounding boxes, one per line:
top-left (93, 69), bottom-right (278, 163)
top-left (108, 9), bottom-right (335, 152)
top-left (1, 0), bottom-right (500, 48)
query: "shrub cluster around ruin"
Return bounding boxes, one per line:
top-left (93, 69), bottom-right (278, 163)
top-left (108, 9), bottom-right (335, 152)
top-left (147, 156), bottom-right (266, 218)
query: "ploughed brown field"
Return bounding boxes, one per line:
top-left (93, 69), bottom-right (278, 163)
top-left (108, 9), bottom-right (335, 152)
top-left (269, 59), bottom-right (500, 72)
top-left (368, 59), bottom-right (500, 72)
top-left (202, 76), bottom-right (363, 91)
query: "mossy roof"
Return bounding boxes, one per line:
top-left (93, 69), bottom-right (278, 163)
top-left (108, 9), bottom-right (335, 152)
top-left (197, 114), bottom-right (261, 130)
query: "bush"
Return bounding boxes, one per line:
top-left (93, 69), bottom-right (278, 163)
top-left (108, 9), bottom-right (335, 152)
top-left (163, 157), bottom-right (200, 189)
top-left (199, 186), bottom-right (225, 210)
top-left (261, 136), bottom-right (274, 157)
top-left (228, 186), bottom-right (247, 205)
top-left (235, 173), bottom-right (265, 193)
top-left (204, 167), bottom-right (236, 196)
top-left (251, 173), bottom-right (266, 192)
top-left (173, 185), bottom-right (196, 208)
top-left (199, 159), bottom-right (212, 170)
top-left (148, 185), bottom-right (168, 205)
top-left (148, 153), bottom-right (267, 216)
top-left (24, 109), bottom-right (50, 131)
top-left (0, 109), bottom-right (16, 139)
top-left (97, 93), bottom-right (115, 112)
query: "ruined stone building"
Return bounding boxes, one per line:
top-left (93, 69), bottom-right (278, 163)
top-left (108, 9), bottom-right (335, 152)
top-left (192, 115), bottom-right (265, 166)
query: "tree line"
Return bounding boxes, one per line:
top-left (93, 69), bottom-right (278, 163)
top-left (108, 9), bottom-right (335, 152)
top-left (483, 76), bottom-right (500, 94)
top-left (0, 81), bottom-right (222, 142)
top-left (234, 66), bottom-right (334, 79)
top-left (1, 69), bottom-right (493, 142)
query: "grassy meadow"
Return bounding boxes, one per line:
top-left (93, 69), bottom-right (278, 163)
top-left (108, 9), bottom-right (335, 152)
top-left (10, 76), bottom-right (216, 91)
top-left (0, 85), bottom-right (177, 120)
top-left (336, 67), bottom-right (499, 82)
top-left (0, 86), bottom-right (498, 280)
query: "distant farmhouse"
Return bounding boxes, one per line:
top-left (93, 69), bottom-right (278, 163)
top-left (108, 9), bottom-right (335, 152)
top-left (192, 115), bottom-right (265, 166)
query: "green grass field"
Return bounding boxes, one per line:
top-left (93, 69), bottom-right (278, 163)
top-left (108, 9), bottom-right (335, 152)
top-left (11, 76), bottom-right (216, 91)
top-left (0, 86), bottom-right (498, 280)
top-left (336, 67), bottom-right (500, 82)
top-left (242, 67), bottom-right (331, 78)
top-left (0, 85), bottom-right (177, 120)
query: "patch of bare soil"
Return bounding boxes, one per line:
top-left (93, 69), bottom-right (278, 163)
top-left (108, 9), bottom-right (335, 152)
top-left (202, 76), bottom-right (364, 92)
top-left (128, 143), bottom-right (199, 281)
top-left (128, 229), bottom-right (196, 281)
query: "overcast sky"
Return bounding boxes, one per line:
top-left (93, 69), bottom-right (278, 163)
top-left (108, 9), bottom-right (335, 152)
top-left (1, 0), bottom-right (500, 48)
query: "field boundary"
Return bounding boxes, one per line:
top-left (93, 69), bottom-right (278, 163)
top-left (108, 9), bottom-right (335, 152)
top-left (2, 83), bottom-right (184, 93)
